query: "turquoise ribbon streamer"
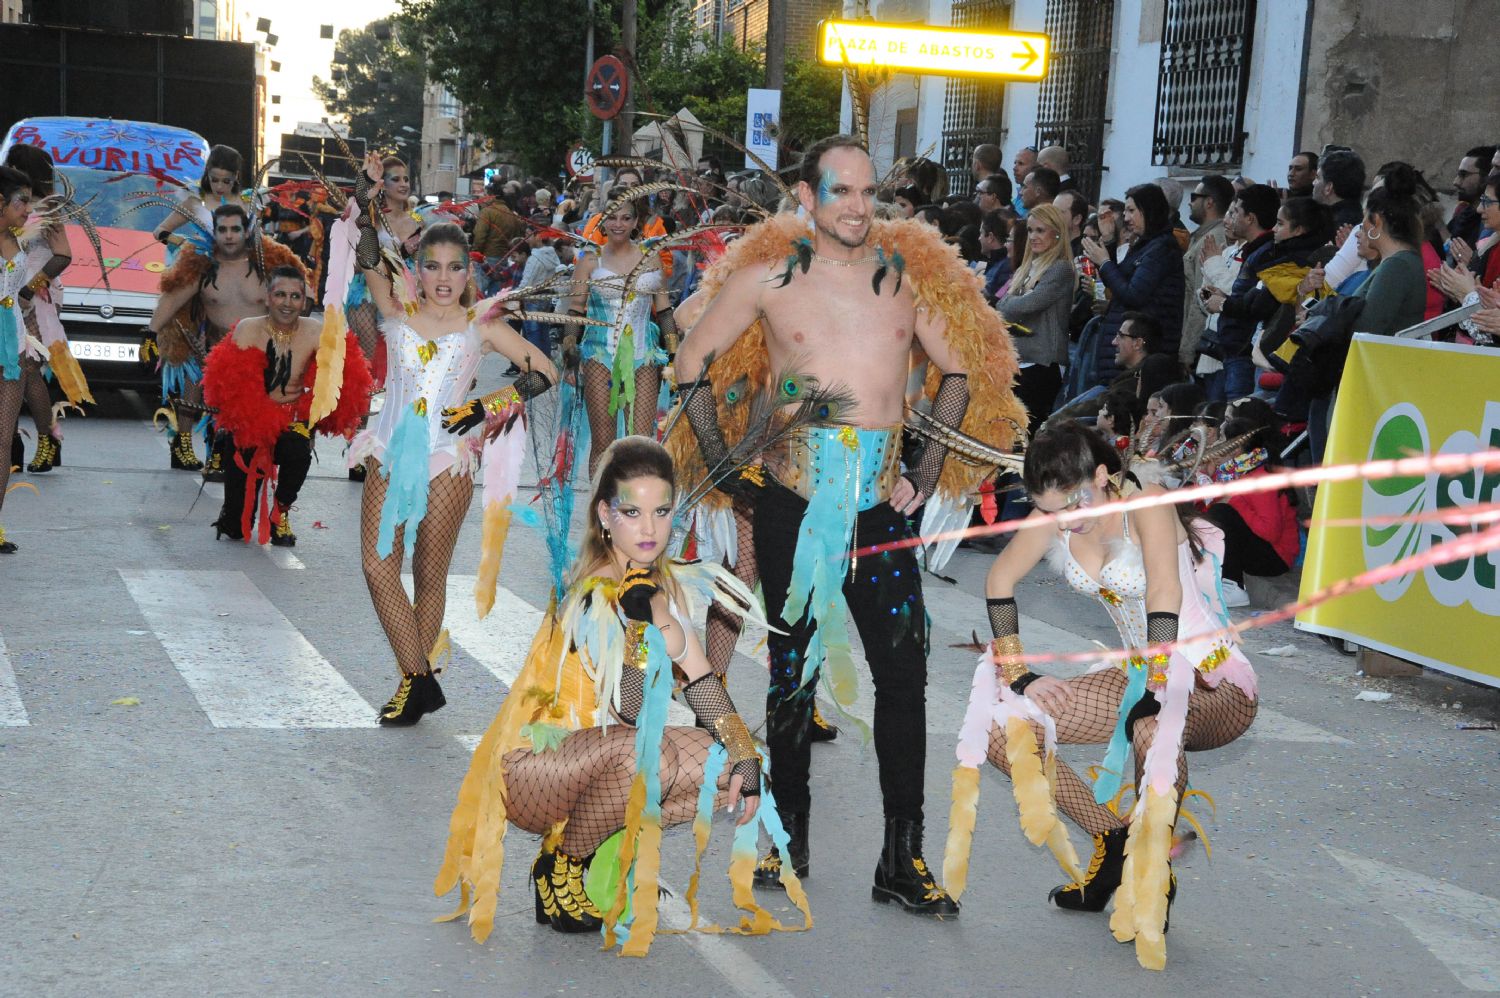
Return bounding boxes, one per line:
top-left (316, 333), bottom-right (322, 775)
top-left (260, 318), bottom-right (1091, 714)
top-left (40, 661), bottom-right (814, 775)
top-left (160, 358), bottom-right (202, 403)
top-left (694, 743), bottom-right (729, 830)
top-left (1094, 660), bottom-right (1149, 805)
top-left (375, 403), bottom-right (432, 558)
top-left (344, 270), bottom-right (370, 311)
top-left (0, 305), bottom-right (20, 381)
top-left (615, 624), bottom-right (671, 945)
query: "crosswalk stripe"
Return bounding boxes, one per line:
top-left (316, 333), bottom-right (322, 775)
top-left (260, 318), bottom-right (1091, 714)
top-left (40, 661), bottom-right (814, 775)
top-left (1324, 845), bottom-right (1500, 991)
top-left (0, 630), bottom-right (29, 726)
top-left (120, 569), bottom-right (377, 728)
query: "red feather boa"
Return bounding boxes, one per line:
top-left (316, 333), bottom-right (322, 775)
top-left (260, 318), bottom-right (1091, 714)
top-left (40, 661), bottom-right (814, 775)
top-left (202, 331), bottom-right (373, 447)
top-left (202, 338), bottom-right (296, 453)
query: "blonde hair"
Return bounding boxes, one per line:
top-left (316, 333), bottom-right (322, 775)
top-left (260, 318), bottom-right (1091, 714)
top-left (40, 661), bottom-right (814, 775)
top-left (1010, 203), bottom-right (1076, 296)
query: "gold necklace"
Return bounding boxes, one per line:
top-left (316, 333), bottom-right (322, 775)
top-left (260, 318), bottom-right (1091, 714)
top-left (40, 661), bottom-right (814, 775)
top-left (812, 250), bottom-right (877, 268)
top-left (267, 318), bottom-right (297, 347)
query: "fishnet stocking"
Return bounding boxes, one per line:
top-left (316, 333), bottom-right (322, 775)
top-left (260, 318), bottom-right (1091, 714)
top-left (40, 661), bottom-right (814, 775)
top-left (504, 725), bottom-right (730, 857)
top-left (359, 459), bottom-right (475, 675)
top-left (347, 302), bottom-right (381, 367)
top-left (0, 379), bottom-right (20, 516)
top-left (703, 503), bottom-right (757, 676)
top-left (631, 363), bottom-right (660, 439)
top-left (1131, 680), bottom-right (1257, 802)
top-left (986, 669), bottom-right (1129, 835)
top-left (580, 360), bottom-right (614, 478)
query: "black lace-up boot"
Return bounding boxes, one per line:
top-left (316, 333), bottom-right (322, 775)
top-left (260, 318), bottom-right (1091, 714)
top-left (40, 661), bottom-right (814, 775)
top-left (871, 818), bottom-right (959, 917)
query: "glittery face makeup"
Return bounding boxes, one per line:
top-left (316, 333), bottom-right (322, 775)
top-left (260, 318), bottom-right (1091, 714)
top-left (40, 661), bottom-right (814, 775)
top-left (805, 147), bottom-right (877, 251)
top-left (818, 168), bottom-right (837, 205)
top-left (598, 476), bottom-right (674, 567)
top-left (1034, 484), bottom-right (1097, 534)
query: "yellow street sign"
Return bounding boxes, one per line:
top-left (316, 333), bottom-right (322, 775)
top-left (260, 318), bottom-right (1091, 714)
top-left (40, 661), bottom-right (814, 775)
top-left (818, 20), bottom-right (1049, 81)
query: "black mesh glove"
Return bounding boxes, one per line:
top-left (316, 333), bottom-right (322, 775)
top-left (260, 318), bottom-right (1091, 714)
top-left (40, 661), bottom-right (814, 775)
top-left (618, 568), bottom-right (658, 624)
top-left (986, 596), bottom-right (1019, 639)
top-left (1146, 611), bottom-right (1179, 648)
top-left (680, 377), bottom-right (753, 500)
top-left (904, 373), bottom-right (970, 501)
top-left (354, 169), bottom-right (378, 212)
top-left (354, 215), bottom-right (380, 271)
top-left (988, 596), bottom-right (1040, 694)
top-left (512, 369), bottom-right (553, 400)
top-left (681, 674), bottom-right (761, 796)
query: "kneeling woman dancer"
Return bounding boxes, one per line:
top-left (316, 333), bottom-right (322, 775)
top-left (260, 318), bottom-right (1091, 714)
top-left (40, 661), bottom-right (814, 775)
top-left (353, 220), bottom-right (555, 725)
top-left (945, 419), bottom-right (1257, 970)
top-left (435, 437), bottom-right (809, 955)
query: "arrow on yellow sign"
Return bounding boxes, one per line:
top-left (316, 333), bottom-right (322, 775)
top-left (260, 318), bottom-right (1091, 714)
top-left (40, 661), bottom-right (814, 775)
top-left (818, 20), bottom-right (1050, 81)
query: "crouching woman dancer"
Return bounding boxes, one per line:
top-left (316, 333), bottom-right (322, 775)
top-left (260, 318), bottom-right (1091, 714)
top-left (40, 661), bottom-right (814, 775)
top-left (435, 437), bottom-right (810, 955)
top-left (943, 419), bottom-right (1257, 970)
top-left (352, 220), bottom-right (555, 725)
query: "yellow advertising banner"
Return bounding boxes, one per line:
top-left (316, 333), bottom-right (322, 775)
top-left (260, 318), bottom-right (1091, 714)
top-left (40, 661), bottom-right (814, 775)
top-left (1298, 335), bottom-right (1500, 687)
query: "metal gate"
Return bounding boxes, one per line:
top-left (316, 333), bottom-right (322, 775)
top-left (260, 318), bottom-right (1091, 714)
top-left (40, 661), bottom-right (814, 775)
top-left (1034, 0), bottom-right (1115, 203)
top-left (1152, 0), bottom-right (1257, 169)
top-left (938, 0), bottom-right (1009, 199)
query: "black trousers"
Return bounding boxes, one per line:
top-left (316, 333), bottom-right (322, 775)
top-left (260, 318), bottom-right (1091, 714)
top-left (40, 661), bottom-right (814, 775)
top-left (1015, 363), bottom-right (1063, 439)
top-left (1202, 502), bottom-right (1290, 585)
top-left (217, 429), bottom-right (313, 536)
top-left (753, 480), bottom-right (928, 822)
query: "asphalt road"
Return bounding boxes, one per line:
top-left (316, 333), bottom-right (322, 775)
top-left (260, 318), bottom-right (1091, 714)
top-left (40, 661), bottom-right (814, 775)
top-left (2, 374), bottom-right (1497, 997)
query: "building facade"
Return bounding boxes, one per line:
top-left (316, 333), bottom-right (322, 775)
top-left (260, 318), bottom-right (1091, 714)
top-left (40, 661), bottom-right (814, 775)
top-left (724, 0), bottom-right (842, 54)
top-left (418, 81), bottom-right (489, 199)
top-left (850, 0), bottom-right (1484, 205)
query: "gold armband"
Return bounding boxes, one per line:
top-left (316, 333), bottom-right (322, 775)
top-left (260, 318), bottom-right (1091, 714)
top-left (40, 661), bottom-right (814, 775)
top-left (623, 620), bottom-right (649, 670)
top-left (713, 712), bottom-right (759, 765)
top-left (483, 386), bottom-right (521, 414)
top-left (27, 274), bottom-right (49, 293)
top-left (992, 634), bottom-right (1029, 685)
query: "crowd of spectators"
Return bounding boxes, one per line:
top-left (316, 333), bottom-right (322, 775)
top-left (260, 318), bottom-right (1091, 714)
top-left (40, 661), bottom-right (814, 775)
top-left (923, 138), bottom-right (1500, 606)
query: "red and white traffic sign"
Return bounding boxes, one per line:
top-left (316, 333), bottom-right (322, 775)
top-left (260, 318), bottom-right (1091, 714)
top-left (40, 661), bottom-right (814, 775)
top-left (587, 55), bottom-right (628, 121)
top-left (566, 145), bottom-right (596, 181)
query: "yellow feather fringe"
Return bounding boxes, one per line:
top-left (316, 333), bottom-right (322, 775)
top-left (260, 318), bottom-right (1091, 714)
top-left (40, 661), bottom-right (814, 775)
top-left (474, 502), bottom-right (513, 619)
top-left (603, 774), bottom-right (648, 950)
top-left (1004, 716), bottom-right (1084, 883)
top-left (307, 305), bottom-right (348, 426)
top-left (1109, 786), bottom-right (1178, 971)
top-left (433, 618), bottom-right (596, 942)
top-left (620, 808), bottom-right (664, 957)
top-left (46, 341), bottom-right (94, 406)
top-left (942, 764), bottom-right (980, 901)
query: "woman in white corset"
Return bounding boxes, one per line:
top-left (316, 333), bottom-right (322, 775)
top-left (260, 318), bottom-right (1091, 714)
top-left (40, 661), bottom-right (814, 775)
top-left (354, 219), bottom-right (556, 725)
top-left (954, 418), bottom-right (1257, 971)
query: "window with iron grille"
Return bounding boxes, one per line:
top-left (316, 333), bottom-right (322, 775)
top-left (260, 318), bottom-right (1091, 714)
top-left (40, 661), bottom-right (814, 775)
top-left (939, 0), bottom-right (1009, 198)
top-left (1034, 0), bottom-right (1115, 204)
top-left (1151, 0), bottom-right (1257, 169)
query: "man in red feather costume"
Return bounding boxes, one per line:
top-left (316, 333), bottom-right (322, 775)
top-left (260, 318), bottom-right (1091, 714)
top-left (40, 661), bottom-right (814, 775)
top-left (202, 265), bottom-right (371, 545)
top-left (146, 203), bottom-right (311, 475)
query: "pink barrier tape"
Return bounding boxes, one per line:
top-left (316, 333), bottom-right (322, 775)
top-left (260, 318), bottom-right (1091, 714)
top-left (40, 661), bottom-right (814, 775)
top-left (983, 517), bottom-right (1500, 670)
top-left (854, 448), bottom-right (1500, 560)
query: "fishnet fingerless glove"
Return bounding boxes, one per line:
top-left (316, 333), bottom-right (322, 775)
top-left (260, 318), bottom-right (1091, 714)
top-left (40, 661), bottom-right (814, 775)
top-left (905, 373), bottom-right (970, 499)
top-left (681, 674), bottom-right (761, 796)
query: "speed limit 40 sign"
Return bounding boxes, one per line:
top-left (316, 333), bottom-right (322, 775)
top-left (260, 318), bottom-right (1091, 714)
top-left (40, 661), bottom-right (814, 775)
top-left (566, 145), bottom-right (596, 181)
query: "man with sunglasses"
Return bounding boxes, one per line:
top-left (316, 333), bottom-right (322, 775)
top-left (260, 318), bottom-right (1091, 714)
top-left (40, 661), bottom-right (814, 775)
top-left (1450, 145), bottom-right (1497, 249)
